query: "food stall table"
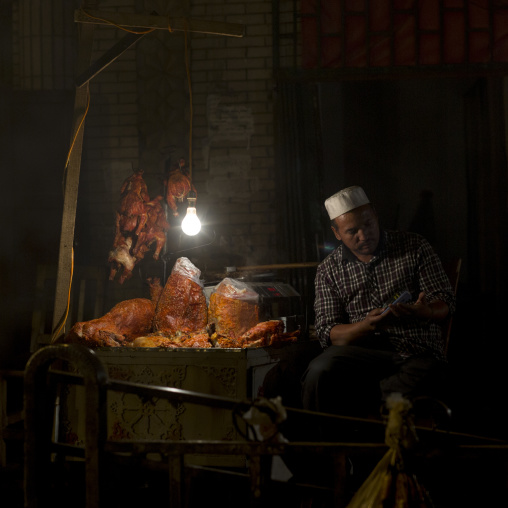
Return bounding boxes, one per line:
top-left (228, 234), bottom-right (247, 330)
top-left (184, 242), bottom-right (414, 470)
top-left (60, 340), bottom-right (321, 466)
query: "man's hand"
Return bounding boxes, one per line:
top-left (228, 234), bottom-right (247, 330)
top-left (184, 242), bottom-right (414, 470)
top-left (365, 307), bottom-right (393, 328)
top-left (329, 307), bottom-right (392, 345)
top-left (387, 291), bottom-right (448, 322)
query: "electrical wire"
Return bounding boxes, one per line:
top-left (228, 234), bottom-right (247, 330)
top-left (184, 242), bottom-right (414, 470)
top-left (81, 8), bottom-right (156, 35)
top-left (50, 247), bottom-right (74, 343)
top-left (62, 89), bottom-right (90, 193)
top-left (183, 20), bottom-right (193, 181)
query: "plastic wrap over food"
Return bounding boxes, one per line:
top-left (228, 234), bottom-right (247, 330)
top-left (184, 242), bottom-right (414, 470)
top-left (214, 278), bottom-right (259, 301)
top-left (153, 257), bottom-right (207, 334)
top-left (208, 278), bottom-right (260, 338)
top-left (171, 256), bottom-right (203, 287)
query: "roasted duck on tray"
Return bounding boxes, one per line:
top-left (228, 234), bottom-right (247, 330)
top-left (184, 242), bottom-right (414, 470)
top-left (64, 257), bottom-right (300, 349)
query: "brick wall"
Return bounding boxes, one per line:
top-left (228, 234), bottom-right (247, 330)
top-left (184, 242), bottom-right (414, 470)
top-left (189, 0), bottom-right (278, 271)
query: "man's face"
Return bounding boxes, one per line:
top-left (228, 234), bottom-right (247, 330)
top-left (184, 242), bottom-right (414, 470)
top-left (332, 204), bottom-right (380, 262)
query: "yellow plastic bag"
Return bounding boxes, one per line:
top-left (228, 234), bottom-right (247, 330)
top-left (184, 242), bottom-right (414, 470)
top-left (346, 394), bottom-right (434, 508)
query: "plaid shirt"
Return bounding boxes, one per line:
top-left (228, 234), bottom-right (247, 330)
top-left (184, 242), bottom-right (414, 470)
top-left (314, 230), bottom-right (456, 360)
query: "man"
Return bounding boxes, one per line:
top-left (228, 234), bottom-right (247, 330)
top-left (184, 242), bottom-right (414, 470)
top-left (301, 185), bottom-right (456, 423)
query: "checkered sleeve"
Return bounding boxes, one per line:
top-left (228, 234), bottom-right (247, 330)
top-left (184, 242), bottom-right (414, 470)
top-left (416, 237), bottom-right (456, 315)
top-left (313, 258), bottom-right (347, 347)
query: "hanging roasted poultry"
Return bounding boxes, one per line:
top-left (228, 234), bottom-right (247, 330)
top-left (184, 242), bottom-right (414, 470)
top-left (116, 169), bottom-right (150, 236)
top-left (108, 170), bottom-right (170, 283)
top-left (132, 195), bottom-right (170, 262)
top-left (164, 158), bottom-right (197, 217)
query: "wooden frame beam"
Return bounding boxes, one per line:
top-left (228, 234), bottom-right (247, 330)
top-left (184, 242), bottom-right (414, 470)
top-left (74, 8), bottom-right (245, 37)
top-left (76, 30), bottom-right (148, 87)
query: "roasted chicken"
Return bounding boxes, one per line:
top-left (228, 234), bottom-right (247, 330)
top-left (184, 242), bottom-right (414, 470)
top-left (108, 235), bottom-right (136, 284)
top-left (116, 170), bottom-right (150, 236)
top-left (132, 195), bottom-right (170, 261)
top-left (64, 298), bottom-right (155, 348)
top-left (131, 334), bottom-right (181, 348)
top-left (109, 171), bottom-right (171, 283)
top-left (164, 159), bottom-right (196, 217)
top-left (240, 320), bottom-right (300, 348)
top-left (131, 332), bottom-right (212, 348)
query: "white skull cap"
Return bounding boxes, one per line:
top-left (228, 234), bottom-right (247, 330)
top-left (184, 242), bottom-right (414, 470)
top-left (325, 186), bottom-right (370, 220)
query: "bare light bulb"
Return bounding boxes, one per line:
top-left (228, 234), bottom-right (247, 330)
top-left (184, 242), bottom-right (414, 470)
top-left (181, 205), bottom-right (201, 236)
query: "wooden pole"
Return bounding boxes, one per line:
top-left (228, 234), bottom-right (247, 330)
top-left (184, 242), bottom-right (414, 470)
top-left (76, 30), bottom-right (148, 87)
top-left (51, 13), bottom-right (97, 339)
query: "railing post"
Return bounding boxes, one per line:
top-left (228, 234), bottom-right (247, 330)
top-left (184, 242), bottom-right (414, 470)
top-left (24, 344), bottom-right (108, 508)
